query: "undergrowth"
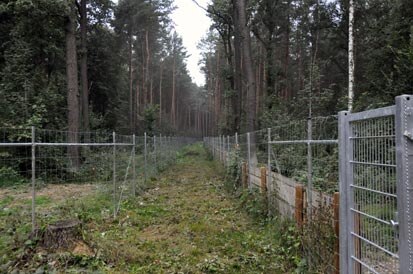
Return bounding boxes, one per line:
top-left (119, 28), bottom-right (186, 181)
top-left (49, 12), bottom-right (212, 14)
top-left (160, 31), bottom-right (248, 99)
top-left (1, 143), bottom-right (305, 273)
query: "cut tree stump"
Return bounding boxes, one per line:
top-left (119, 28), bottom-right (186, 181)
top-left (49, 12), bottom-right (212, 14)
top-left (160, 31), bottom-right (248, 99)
top-left (40, 219), bottom-right (82, 250)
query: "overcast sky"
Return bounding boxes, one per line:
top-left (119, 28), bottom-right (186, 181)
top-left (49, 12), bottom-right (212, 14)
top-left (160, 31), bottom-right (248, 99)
top-left (112, 0), bottom-right (211, 86)
top-left (171, 0), bottom-right (211, 86)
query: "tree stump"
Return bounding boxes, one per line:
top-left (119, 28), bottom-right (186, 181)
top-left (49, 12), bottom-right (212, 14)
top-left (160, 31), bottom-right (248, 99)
top-left (41, 219), bottom-right (82, 250)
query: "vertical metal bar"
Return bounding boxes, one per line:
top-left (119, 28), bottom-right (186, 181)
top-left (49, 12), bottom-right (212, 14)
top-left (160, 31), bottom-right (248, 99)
top-left (132, 134), bottom-right (136, 196)
top-left (396, 95), bottom-right (413, 273)
top-left (338, 111), bottom-right (350, 274)
top-left (31, 126), bottom-right (36, 232)
top-left (113, 131), bottom-right (116, 218)
top-left (307, 118), bottom-right (313, 219)
top-left (144, 132), bottom-right (147, 183)
top-left (235, 132), bottom-right (238, 146)
top-left (247, 132), bottom-right (251, 188)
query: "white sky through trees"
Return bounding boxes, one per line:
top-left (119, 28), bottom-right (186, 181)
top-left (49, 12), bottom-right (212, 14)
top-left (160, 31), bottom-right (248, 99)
top-left (171, 0), bottom-right (211, 87)
top-left (113, 0), bottom-right (211, 86)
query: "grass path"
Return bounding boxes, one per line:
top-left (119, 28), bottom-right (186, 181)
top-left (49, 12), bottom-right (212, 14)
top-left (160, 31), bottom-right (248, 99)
top-left (1, 144), bottom-right (299, 273)
top-left (100, 144), bottom-right (295, 273)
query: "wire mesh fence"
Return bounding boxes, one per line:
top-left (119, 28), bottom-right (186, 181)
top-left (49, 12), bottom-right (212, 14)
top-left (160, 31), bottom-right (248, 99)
top-left (0, 128), bottom-right (196, 236)
top-left (204, 116), bottom-right (341, 273)
top-left (204, 94), bottom-right (413, 274)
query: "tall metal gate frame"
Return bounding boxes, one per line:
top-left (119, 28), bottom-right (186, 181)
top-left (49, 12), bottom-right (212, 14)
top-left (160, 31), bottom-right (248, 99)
top-left (339, 95), bottom-right (413, 273)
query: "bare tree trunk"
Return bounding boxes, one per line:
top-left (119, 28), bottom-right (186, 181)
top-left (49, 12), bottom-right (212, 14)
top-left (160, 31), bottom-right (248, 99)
top-left (145, 30), bottom-right (150, 107)
top-left (142, 45), bottom-right (147, 110)
top-left (232, 1), bottom-right (242, 132)
top-left (159, 62), bottom-right (163, 125)
top-left (214, 48), bottom-right (220, 130)
top-left (80, 0), bottom-right (89, 134)
top-left (283, 2), bottom-right (290, 98)
top-left (150, 77), bottom-right (153, 105)
top-left (235, 0), bottom-right (256, 132)
top-left (128, 33), bottom-right (133, 132)
top-left (171, 55), bottom-right (176, 127)
top-left (348, 0), bottom-right (355, 112)
top-left (66, 2), bottom-right (80, 170)
top-left (235, 0), bottom-right (257, 164)
top-left (136, 83), bottom-right (140, 122)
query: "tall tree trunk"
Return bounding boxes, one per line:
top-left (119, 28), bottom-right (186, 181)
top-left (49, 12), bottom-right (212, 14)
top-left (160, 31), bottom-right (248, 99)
top-left (128, 33), bottom-right (133, 132)
top-left (232, 1), bottom-right (242, 132)
top-left (171, 55), bottom-right (176, 127)
top-left (214, 48), bottom-right (221, 130)
top-left (80, 0), bottom-right (89, 134)
top-left (348, 0), bottom-right (355, 111)
top-left (142, 44), bottom-right (147, 110)
top-left (235, 0), bottom-right (257, 164)
top-left (150, 77), bottom-right (153, 105)
top-left (146, 30), bottom-right (151, 107)
top-left (136, 83), bottom-right (140, 123)
top-left (159, 62), bottom-right (163, 125)
top-left (283, 2), bottom-right (290, 98)
top-left (66, 2), bottom-right (80, 170)
top-left (235, 0), bottom-right (256, 132)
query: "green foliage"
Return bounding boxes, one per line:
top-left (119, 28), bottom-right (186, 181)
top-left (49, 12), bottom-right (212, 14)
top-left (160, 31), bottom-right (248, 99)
top-left (0, 0), bottom-right (67, 128)
top-left (143, 105), bottom-right (159, 135)
top-left (0, 167), bottom-right (26, 187)
top-left (239, 189), bottom-right (268, 219)
top-left (225, 145), bottom-right (242, 189)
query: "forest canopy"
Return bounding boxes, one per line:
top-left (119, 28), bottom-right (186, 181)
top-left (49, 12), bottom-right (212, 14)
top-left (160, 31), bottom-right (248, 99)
top-left (0, 0), bottom-right (412, 136)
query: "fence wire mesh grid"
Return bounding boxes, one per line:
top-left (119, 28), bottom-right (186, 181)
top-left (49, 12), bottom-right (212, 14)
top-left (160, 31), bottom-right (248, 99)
top-left (0, 128), bottom-right (196, 235)
top-left (204, 96), bottom-right (413, 274)
top-left (204, 115), bottom-right (340, 273)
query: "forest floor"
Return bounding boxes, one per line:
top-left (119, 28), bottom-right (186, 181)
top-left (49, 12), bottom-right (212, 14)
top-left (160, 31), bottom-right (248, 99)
top-left (1, 144), bottom-right (301, 273)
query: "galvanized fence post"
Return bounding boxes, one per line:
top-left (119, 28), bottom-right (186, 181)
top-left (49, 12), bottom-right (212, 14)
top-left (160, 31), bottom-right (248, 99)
top-left (144, 132), bottom-right (147, 183)
top-left (395, 94), bottom-right (413, 273)
top-left (31, 126), bottom-right (36, 232)
top-left (113, 131), bottom-right (116, 218)
top-left (338, 111), bottom-right (349, 274)
top-left (247, 132), bottom-right (251, 188)
top-left (132, 134), bottom-right (136, 196)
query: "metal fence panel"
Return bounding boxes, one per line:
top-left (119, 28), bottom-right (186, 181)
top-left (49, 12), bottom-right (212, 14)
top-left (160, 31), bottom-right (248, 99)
top-left (340, 106), bottom-right (399, 273)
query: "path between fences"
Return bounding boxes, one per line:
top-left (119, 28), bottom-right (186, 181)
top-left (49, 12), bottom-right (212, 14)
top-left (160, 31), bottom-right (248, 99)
top-left (2, 143), bottom-right (299, 273)
top-left (99, 144), bottom-right (295, 273)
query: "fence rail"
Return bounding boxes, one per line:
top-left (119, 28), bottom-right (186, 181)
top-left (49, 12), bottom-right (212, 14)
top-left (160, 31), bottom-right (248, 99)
top-left (204, 94), bottom-right (413, 274)
top-left (0, 127), bottom-right (197, 232)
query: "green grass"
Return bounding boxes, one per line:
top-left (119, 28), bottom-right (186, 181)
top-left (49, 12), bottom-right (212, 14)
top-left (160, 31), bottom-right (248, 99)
top-left (0, 143), bottom-right (302, 273)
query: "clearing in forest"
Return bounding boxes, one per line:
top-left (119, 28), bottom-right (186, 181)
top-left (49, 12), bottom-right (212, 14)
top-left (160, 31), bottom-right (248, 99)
top-left (1, 144), bottom-right (300, 273)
